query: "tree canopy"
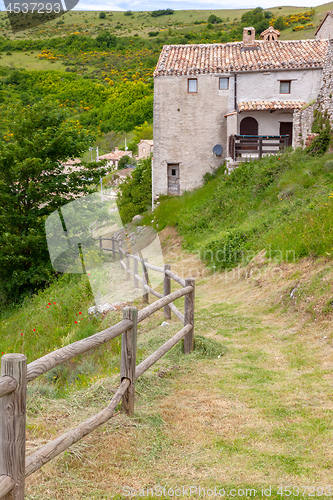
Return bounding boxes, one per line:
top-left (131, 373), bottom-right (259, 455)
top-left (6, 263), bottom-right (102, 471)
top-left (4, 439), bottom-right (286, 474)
top-left (0, 101), bottom-right (106, 303)
top-left (117, 157), bottom-right (152, 224)
top-left (240, 7), bottom-right (271, 34)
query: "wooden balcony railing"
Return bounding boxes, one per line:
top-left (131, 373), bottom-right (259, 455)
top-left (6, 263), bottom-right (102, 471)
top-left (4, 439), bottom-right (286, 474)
top-left (229, 134), bottom-right (290, 161)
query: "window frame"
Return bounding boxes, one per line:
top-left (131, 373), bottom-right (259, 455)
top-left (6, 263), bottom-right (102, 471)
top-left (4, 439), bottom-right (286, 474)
top-left (280, 80), bottom-right (291, 94)
top-left (219, 77), bottom-right (229, 90)
top-left (188, 78), bottom-right (197, 93)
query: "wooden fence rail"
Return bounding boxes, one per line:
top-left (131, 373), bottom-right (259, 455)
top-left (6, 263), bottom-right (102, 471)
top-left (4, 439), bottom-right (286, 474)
top-left (0, 235), bottom-right (195, 499)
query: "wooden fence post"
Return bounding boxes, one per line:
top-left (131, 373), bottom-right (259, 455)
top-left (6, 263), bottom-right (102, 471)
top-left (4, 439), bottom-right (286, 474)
top-left (99, 237), bottom-right (102, 249)
top-left (0, 354), bottom-right (27, 499)
top-left (133, 254), bottom-right (139, 288)
top-left (258, 136), bottom-right (263, 159)
top-left (142, 258), bottom-right (149, 304)
top-left (163, 264), bottom-right (171, 320)
top-left (112, 239), bottom-right (116, 260)
top-left (125, 252), bottom-right (130, 281)
top-left (120, 307), bottom-right (138, 416)
top-left (183, 278), bottom-right (195, 354)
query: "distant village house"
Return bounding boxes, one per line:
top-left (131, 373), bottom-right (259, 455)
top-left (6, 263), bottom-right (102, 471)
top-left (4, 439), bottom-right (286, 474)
top-left (137, 140), bottom-right (154, 159)
top-left (98, 147), bottom-right (133, 169)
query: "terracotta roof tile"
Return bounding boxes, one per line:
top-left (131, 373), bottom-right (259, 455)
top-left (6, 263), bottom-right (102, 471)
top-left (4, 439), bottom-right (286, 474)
top-left (238, 100), bottom-right (306, 111)
top-left (154, 39), bottom-right (328, 77)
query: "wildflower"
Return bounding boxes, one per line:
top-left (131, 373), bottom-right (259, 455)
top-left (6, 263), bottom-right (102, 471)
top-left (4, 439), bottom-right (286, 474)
top-left (75, 321), bottom-right (78, 324)
top-left (20, 333), bottom-right (23, 336)
top-left (79, 311), bottom-right (82, 314)
top-left (33, 328), bottom-right (36, 332)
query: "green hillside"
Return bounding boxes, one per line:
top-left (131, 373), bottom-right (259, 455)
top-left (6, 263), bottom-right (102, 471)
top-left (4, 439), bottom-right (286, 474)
top-left (144, 147), bottom-right (333, 273)
top-left (0, 4), bottom-right (327, 42)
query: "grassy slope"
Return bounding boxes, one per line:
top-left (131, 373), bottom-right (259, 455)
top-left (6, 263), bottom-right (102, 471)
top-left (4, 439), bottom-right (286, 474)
top-left (145, 149), bottom-right (333, 273)
top-left (1, 151), bottom-right (333, 498)
top-left (22, 234), bottom-right (333, 499)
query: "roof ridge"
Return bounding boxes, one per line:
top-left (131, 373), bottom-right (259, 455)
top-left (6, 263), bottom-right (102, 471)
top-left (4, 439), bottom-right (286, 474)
top-left (154, 39), bottom-right (328, 77)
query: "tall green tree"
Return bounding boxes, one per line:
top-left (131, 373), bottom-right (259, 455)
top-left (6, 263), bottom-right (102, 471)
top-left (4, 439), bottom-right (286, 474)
top-left (274, 16), bottom-right (286, 31)
top-left (117, 157), bottom-right (152, 224)
top-left (0, 101), bottom-right (105, 303)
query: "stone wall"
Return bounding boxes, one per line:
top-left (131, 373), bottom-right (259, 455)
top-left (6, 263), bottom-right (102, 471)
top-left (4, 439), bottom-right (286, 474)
top-left (293, 39), bottom-right (333, 148)
top-left (153, 73), bottom-right (230, 201)
top-left (293, 103), bottom-right (315, 148)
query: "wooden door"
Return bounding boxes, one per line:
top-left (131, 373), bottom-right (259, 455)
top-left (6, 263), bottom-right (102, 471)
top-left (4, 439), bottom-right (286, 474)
top-left (279, 122), bottom-right (293, 146)
top-left (167, 164), bottom-right (180, 195)
top-left (240, 117), bottom-right (258, 136)
top-left (240, 117), bottom-right (258, 151)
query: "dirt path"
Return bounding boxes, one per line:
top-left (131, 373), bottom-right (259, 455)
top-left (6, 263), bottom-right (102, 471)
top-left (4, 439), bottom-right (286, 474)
top-left (25, 230), bottom-right (333, 499)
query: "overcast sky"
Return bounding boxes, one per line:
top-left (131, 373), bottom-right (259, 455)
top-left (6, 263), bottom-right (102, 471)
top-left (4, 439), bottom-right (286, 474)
top-left (71, 0), bottom-right (325, 10)
top-left (0, 0), bottom-right (327, 12)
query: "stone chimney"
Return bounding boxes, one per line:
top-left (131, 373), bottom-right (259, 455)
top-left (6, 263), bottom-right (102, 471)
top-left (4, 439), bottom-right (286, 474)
top-left (243, 26), bottom-right (256, 48)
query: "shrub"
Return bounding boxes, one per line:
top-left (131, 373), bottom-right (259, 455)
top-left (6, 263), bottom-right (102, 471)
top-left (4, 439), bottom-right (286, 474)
top-left (307, 109), bottom-right (332, 156)
top-left (207, 14), bottom-right (222, 24)
top-left (99, 12), bottom-right (106, 19)
top-left (202, 228), bottom-right (256, 270)
top-left (117, 155), bottom-right (134, 170)
top-left (307, 130), bottom-right (331, 157)
top-left (117, 157), bottom-right (152, 224)
top-left (150, 9), bottom-right (174, 17)
top-left (274, 16), bottom-right (286, 30)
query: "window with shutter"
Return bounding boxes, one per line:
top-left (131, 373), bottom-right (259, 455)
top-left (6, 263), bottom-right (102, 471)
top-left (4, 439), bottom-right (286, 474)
top-left (280, 81), bottom-right (291, 94)
top-left (188, 78), bottom-right (197, 93)
top-left (219, 77), bottom-right (229, 90)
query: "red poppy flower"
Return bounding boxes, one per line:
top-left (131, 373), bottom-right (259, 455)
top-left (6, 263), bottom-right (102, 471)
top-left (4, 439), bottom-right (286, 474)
top-left (75, 321), bottom-right (78, 324)
top-left (79, 312), bottom-right (82, 314)
top-left (33, 329), bottom-right (36, 332)
top-left (20, 333), bottom-right (23, 336)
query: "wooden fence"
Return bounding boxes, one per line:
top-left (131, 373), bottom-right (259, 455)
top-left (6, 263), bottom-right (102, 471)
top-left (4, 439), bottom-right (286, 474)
top-left (0, 237), bottom-right (195, 499)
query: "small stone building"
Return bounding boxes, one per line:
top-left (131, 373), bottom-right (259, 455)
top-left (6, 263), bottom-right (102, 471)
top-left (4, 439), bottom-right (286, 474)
top-left (137, 140), bottom-right (153, 159)
top-left (153, 25), bottom-right (332, 201)
top-left (315, 11), bottom-right (333, 40)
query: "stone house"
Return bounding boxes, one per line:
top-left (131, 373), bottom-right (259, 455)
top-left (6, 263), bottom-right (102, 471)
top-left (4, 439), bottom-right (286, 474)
top-left (153, 21), bottom-right (333, 200)
top-left (315, 11), bottom-right (333, 40)
top-left (137, 139), bottom-right (154, 159)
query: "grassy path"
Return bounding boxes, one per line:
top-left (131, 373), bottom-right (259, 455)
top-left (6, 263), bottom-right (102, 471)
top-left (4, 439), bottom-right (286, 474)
top-left (25, 237), bottom-right (333, 499)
